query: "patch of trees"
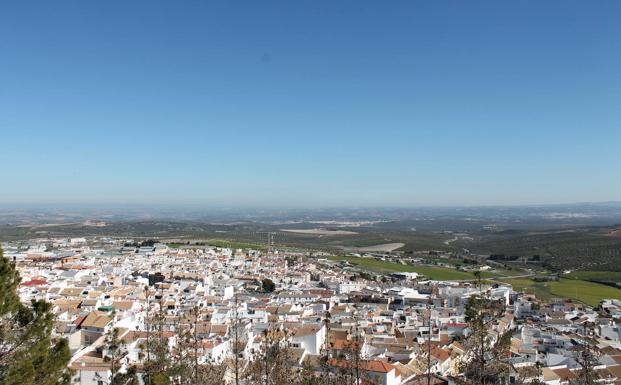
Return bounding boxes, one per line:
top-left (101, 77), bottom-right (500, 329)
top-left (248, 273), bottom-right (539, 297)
top-left (489, 254), bottom-right (519, 261)
top-left (125, 239), bottom-right (159, 247)
top-left (262, 278), bottom-right (276, 293)
top-left (285, 256), bottom-right (298, 267)
top-left (461, 258), bottom-right (479, 265)
top-left (358, 272), bottom-right (375, 281)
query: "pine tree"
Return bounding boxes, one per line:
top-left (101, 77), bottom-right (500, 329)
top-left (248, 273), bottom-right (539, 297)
top-left (0, 247), bottom-right (72, 385)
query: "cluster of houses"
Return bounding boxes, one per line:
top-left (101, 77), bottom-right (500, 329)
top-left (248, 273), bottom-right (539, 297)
top-left (4, 237), bottom-right (621, 385)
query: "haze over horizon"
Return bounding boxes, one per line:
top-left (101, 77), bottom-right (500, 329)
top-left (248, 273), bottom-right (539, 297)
top-left (2, 201), bottom-right (621, 212)
top-left (2, 1), bottom-right (620, 207)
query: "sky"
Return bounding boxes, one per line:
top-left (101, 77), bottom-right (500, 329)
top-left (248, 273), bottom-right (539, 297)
top-left (1, 1), bottom-right (620, 208)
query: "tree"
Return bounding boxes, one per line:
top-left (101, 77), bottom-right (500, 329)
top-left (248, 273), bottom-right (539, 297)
top-left (574, 322), bottom-right (600, 385)
top-left (104, 327), bottom-right (124, 384)
top-left (229, 294), bottom-right (244, 385)
top-left (460, 292), bottom-right (512, 385)
top-left (0, 248), bottom-right (72, 385)
top-left (144, 285), bottom-right (151, 385)
top-left (142, 283), bottom-right (178, 385)
top-left (114, 365), bottom-right (140, 385)
top-left (262, 278), bottom-right (276, 293)
top-left (104, 327), bottom-right (139, 385)
top-left (175, 304), bottom-right (226, 385)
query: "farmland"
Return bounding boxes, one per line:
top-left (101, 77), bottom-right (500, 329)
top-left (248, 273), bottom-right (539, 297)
top-left (564, 271), bottom-right (621, 283)
top-left (167, 239), bottom-right (267, 251)
top-left (326, 256), bottom-right (478, 280)
top-left (501, 277), bottom-right (621, 307)
top-left (2, 205), bottom-right (621, 274)
top-left (326, 255), bottom-right (621, 306)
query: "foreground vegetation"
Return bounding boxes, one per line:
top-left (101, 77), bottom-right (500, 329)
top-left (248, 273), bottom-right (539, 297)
top-left (0, 248), bottom-right (72, 385)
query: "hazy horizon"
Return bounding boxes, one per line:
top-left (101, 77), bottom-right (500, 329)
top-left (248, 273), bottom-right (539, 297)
top-left (2, 200), bottom-right (621, 211)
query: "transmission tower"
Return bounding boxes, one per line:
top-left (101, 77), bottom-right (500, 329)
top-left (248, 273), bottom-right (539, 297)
top-left (256, 231), bottom-right (276, 254)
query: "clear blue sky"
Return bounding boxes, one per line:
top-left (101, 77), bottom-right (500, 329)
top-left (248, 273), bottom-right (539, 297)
top-left (1, 1), bottom-right (619, 207)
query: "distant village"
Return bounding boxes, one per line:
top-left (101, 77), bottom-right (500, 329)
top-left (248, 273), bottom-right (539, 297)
top-left (4, 236), bottom-right (621, 385)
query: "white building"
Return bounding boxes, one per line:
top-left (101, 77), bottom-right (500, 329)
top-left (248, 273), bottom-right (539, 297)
top-left (291, 324), bottom-right (326, 355)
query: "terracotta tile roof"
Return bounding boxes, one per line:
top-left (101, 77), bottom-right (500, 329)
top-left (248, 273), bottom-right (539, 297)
top-left (73, 315), bottom-right (87, 326)
top-left (364, 360), bottom-right (401, 376)
top-left (328, 359), bottom-right (401, 376)
top-left (60, 288), bottom-right (84, 297)
top-left (552, 367), bottom-right (577, 380)
top-left (122, 330), bottom-right (176, 342)
top-left (53, 299), bottom-right (82, 310)
top-left (81, 311), bottom-right (112, 329)
top-left (403, 375), bottom-right (448, 385)
top-left (293, 325), bottom-right (321, 338)
top-left (333, 339), bottom-right (361, 350)
top-left (69, 354), bottom-right (110, 371)
top-left (211, 324), bottom-right (228, 336)
top-left (197, 340), bottom-right (222, 349)
top-left (542, 367), bottom-right (561, 381)
top-left (607, 365), bottom-right (621, 379)
top-left (431, 347), bottom-right (450, 362)
top-left (112, 301), bottom-right (133, 310)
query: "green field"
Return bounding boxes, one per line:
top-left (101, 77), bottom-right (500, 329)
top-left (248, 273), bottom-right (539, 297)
top-left (502, 278), bottom-right (555, 301)
top-left (331, 257), bottom-right (621, 306)
top-left (327, 256), bottom-right (477, 280)
top-left (564, 271), bottom-right (621, 282)
top-left (502, 277), bottom-right (621, 307)
top-left (206, 239), bottom-right (267, 250)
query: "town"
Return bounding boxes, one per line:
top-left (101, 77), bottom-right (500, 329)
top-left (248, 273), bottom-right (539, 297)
top-left (4, 237), bottom-right (621, 385)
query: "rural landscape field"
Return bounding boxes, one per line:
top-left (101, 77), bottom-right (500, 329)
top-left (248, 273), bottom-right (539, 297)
top-left (3, 203), bottom-right (621, 307)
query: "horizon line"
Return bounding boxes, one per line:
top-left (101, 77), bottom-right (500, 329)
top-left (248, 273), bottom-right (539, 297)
top-left (0, 200), bottom-right (620, 211)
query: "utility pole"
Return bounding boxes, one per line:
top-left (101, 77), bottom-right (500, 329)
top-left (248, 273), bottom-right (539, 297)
top-left (263, 328), bottom-right (269, 385)
top-left (193, 305), bottom-right (199, 385)
top-left (350, 309), bottom-right (361, 385)
top-left (233, 293), bottom-right (240, 385)
top-left (581, 322), bottom-right (596, 385)
top-left (158, 283), bottom-right (164, 345)
top-left (144, 285), bottom-right (151, 385)
top-left (427, 292), bottom-right (434, 385)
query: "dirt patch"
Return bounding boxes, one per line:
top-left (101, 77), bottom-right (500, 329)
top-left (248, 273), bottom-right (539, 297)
top-left (281, 228), bottom-right (358, 235)
top-left (341, 242), bottom-right (405, 252)
top-left (607, 229), bottom-right (621, 238)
